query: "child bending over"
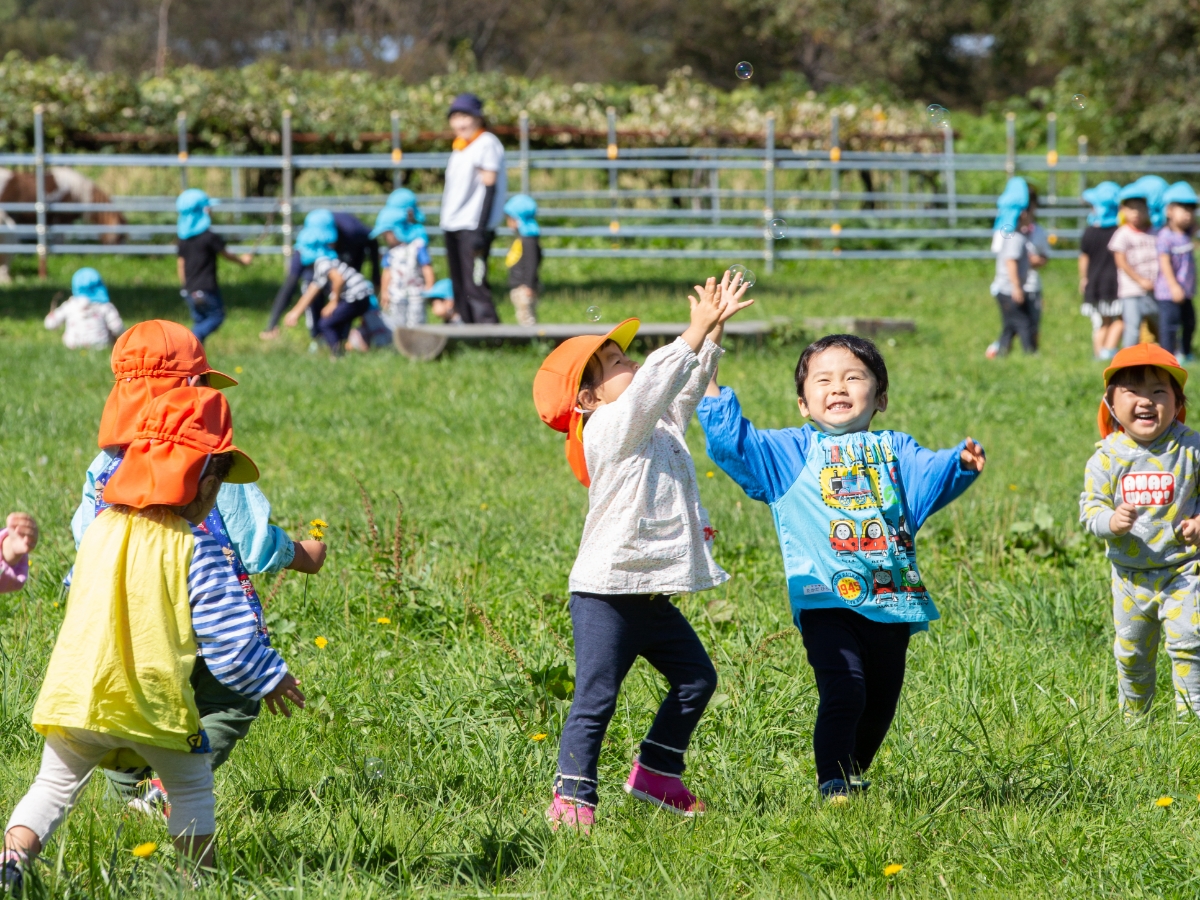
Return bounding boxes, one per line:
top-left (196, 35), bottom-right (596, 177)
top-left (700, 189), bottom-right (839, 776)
top-left (284, 227), bottom-right (377, 356)
top-left (43, 268), bottom-right (123, 350)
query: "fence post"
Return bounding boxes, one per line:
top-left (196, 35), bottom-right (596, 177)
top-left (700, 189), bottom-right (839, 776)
top-left (943, 125), bottom-right (957, 226)
top-left (231, 166), bottom-right (243, 222)
top-left (177, 111), bottom-right (188, 191)
top-left (710, 166), bottom-right (720, 225)
top-left (606, 106), bottom-right (618, 229)
top-left (1078, 135), bottom-right (1088, 196)
top-left (281, 109), bottom-right (293, 269)
top-left (391, 110), bottom-right (402, 190)
top-left (1005, 111), bottom-right (1016, 176)
top-left (1046, 112), bottom-right (1058, 204)
top-left (33, 105), bottom-right (47, 280)
top-left (765, 112), bottom-right (776, 273)
top-left (830, 111), bottom-right (840, 200)
top-left (519, 111), bottom-right (530, 195)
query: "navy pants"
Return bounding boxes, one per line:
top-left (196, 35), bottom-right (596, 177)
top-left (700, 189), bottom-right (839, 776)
top-left (555, 593), bottom-right (717, 807)
top-left (1158, 298), bottom-right (1195, 357)
top-left (799, 607), bottom-right (910, 786)
top-left (994, 291), bottom-right (1041, 354)
top-left (185, 290), bottom-right (225, 342)
top-left (317, 298), bottom-right (372, 349)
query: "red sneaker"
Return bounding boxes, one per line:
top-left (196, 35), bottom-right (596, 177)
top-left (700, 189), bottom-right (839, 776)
top-left (128, 777), bottom-right (170, 822)
top-left (544, 794), bottom-right (594, 834)
top-left (623, 761), bottom-right (705, 817)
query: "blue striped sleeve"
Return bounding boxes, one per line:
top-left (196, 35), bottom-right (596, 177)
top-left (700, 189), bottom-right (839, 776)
top-left (188, 527), bottom-right (288, 700)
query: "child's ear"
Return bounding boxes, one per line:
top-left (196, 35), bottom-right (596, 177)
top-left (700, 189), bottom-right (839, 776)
top-left (875, 391), bottom-right (889, 415)
top-left (797, 396), bottom-right (810, 418)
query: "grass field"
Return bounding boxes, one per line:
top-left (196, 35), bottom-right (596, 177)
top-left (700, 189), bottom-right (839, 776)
top-left (1, 252), bottom-right (1198, 898)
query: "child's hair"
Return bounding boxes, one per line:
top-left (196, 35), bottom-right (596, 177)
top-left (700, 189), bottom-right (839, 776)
top-left (579, 340), bottom-right (619, 398)
top-left (1107, 365), bottom-right (1187, 410)
top-left (1120, 197), bottom-right (1149, 215)
top-left (1026, 185), bottom-right (1039, 207)
top-left (203, 451), bottom-right (236, 484)
top-left (794, 334), bottom-right (889, 400)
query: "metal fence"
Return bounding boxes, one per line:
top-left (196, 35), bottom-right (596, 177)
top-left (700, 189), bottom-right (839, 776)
top-left (3, 105), bottom-right (1199, 273)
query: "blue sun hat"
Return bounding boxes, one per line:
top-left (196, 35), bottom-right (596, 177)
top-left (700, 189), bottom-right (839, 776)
top-left (176, 189), bottom-right (216, 240)
top-left (1120, 176), bottom-right (1169, 229)
top-left (369, 202), bottom-right (428, 244)
top-left (424, 278), bottom-right (454, 301)
top-left (993, 177), bottom-right (1030, 235)
top-left (302, 209), bottom-right (339, 245)
top-left (503, 194), bottom-right (540, 237)
top-left (1082, 181), bottom-right (1120, 228)
top-left (295, 225), bottom-right (336, 266)
top-left (71, 267), bottom-right (110, 304)
top-left (1164, 181), bottom-right (1199, 207)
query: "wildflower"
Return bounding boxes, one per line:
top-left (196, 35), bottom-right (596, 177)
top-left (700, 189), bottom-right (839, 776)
top-left (235, 366), bottom-right (244, 374)
top-left (883, 863), bottom-right (903, 877)
top-left (1008, 484), bottom-right (1018, 491)
top-left (308, 518), bottom-right (326, 540)
top-left (480, 503), bottom-right (488, 511)
top-left (531, 733), bottom-right (548, 742)
top-left (315, 636), bottom-right (329, 649)
top-left (1156, 795), bottom-right (1174, 807)
top-left (706, 471), bottom-right (715, 478)
top-left (52, 602), bottom-right (59, 608)
top-left (376, 617), bottom-right (391, 625)
top-left (132, 842), bottom-right (157, 858)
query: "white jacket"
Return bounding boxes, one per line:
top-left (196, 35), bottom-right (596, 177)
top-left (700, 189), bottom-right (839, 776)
top-left (569, 338), bottom-right (729, 595)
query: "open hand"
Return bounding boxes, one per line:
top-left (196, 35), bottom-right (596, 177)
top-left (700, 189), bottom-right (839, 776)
top-left (717, 268), bottom-right (756, 324)
top-left (263, 673), bottom-right (306, 717)
top-left (1110, 502), bottom-right (1140, 536)
top-left (1179, 517), bottom-right (1200, 545)
top-left (2, 513), bottom-right (38, 564)
top-left (239, 253), bottom-right (254, 266)
top-left (959, 438), bottom-right (985, 473)
top-left (283, 310), bottom-right (301, 328)
top-left (688, 277), bottom-right (724, 333)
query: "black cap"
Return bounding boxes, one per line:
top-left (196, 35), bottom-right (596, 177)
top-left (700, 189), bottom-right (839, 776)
top-left (448, 92), bottom-right (484, 119)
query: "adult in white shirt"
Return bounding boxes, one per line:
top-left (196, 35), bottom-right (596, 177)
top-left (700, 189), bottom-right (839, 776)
top-left (439, 93), bottom-right (507, 324)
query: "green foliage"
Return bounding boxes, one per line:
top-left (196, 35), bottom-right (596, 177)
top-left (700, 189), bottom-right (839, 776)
top-left (1007, 503), bottom-right (1086, 562)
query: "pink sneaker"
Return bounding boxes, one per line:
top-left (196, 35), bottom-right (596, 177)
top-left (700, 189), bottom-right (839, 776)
top-left (544, 794), bottom-right (594, 833)
top-left (623, 761), bottom-right (705, 817)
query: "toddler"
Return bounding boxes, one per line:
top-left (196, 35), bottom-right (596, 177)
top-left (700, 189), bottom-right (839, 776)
top-left (2, 387), bottom-right (305, 890)
top-left (1079, 182), bottom-right (1123, 360)
top-left (176, 189), bottom-right (252, 342)
top-left (988, 177), bottom-right (1039, 356)
top-left (371, 191), bottom-right (435, 330)
top-left (1155, 182), bottom-right (1198, 360)
top-left (43, 267), bottom-right (123, 350)
top-left (1110, 186), bottom-right (1161, 347)
top-left (283, 226), bottom-right (377, 355)
top-left (531, 272), bottom-right (753, 830)
top-left (1081, 344), bottom-right (1200, 717)
top-left (503, 194), bottom-right (541, 326)
top-left (699, 333), bottom-right (985, 801)
top-left (425, 278), bottom-right (457, 323)
top-left (0, 512), bottom-right (36, 594)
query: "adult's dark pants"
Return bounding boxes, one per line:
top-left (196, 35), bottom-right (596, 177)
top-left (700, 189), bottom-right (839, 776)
top-left (318, 298), bottom-right (373, 349)
top-left (799, 607), bottom-right (910, 786)
top-left (993, 291), bottom-right (1041, 354)
top-left (555, 593), bottom-right (718, 807)
top-left (444, 228), bottom-right (499, 323)
top-left (1158, 298), bottom-right (1196, 357)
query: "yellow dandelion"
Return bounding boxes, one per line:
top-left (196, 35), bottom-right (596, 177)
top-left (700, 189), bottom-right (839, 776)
top-left (883, 863), bottom-right (903, 877)
top-left (235, 366), bottom-right (244, 374)
top-left (531, 733), bottom-right (548, 742)
top-left (706, 471), bottom-right (715, 478)
top-left (310, 519), bottom-right (328, 528)
top-left (1156, 795), bottom-right (1174, 807)
top-left (480, 503), bottom-right (489, 511)
top-left (132, 842), bottom-right (157, 859)
top-left (315, 636), bottom-right (329, 649)
top-left (376, 616), bottom-right (391, 625)
top-left (1008, 484), bottom-right (1018, 491)
top-left (52, 601), bottom-right (59, 608)
top-left (308, 528), bottom-right (324, 539)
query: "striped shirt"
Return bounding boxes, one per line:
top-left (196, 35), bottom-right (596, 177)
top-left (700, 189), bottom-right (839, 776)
top-left (188, 525), bottom-right (287, 699)
top-left (1109, 225), bottom-right (1160, 299)
top-left (312, 256), bottom-right (374, 304)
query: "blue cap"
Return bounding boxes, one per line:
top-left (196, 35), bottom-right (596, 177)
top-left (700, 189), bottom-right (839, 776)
top-left (1164, 181), bottom-right (1199, 207)
top-left (385, 189), bottom-right (419, 211)
top-left (71, 267), bottom-right (109, 304)
top-left (302, 209), bottom-right (338, 245)
top-left (503, 194), bottom-right (540, 237)
top-left (1082, 181), bottom-right (1120, 227)
top-left (295, 226), bottom-right (336, 266)
top-left (176, 188), bottom-right (215, 240)
top-left (425, 278), bottom-right (454, 301)
top-left (448, 93), bottom-right (484, 119)
top-left (1120, 176), bottom-right (1169, 228)
top-left (993, 177), bottom-right (1030, 234)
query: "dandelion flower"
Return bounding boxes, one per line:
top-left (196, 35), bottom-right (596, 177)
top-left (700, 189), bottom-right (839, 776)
top-left (315, 636), bottom-right (329, 649)
top-left (883, 863), bottom-right (903, 877)
top-left (706, 471), bottom-right (715, 478)
top-left (308, 518), bottom-right (327, 540)
top-left (1156, 795), bottom-right (1174, 807)
top-left (132, 842), bottom-right (157, 858)
top-left (376, 617), bottom-right (391, 625)
top-left (310, 519), bottom-right (328, 528)
top-left (308, 528), bottom-right (324, 539)
top-left (531, 733), bottom-right (548, 742)
top-left (480, 503), bottom-right (488, 511)
top-left (235, 366), bottom-right (244, 374)
top-left (1008, 484), bottom-right (1018, 491)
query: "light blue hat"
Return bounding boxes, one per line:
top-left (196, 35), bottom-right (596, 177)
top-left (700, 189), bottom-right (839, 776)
top-left (1082, 181), bottom-right (1120, 228)
top-left (295, 225), bottom-right (336, 266)
top-left (424, 278), bottom-right (454, 301)
top-left (176, 188), bottom-right (215, 240)
top-left (1164, 181), bottom-right (1199, 207)
top-left (71, 267), bottom-right (109, 304)
top-left (303, 209), bottom-right (339, 245)
top-left (1120, 176), bottom-right (1169, 229)
top-left (993, 177), bottom-right (1030, 234)
top-left (384, 189), bottom-right (421, 213)
top-left (503, 194), bottom-right (540, 237)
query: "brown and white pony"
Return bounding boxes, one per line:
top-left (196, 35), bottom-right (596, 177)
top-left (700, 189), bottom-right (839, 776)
top-left (0, 167), bottom-right (126, 284)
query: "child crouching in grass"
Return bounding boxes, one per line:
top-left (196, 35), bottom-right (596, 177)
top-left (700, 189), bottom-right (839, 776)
top-left (1080, 345), bottom-right (1200, 717)
top-left (2, 387), bottom-right (305, 891)
top-left (43, 268), bottom-right (124, 350)
top-left (699, 334), bottom-right (985, 802)
top-left (532, 272), bottom-right (754, 830)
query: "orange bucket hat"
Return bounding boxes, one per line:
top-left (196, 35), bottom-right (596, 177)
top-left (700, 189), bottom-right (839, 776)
top-left (97, 320), bottom-right (236, 448)
top-left (532, 318), bottom-right (640, 487)
top-left (104, 386), bottom-right (258, 509)
top-left (1098, 343), bottom-right (1189, 437)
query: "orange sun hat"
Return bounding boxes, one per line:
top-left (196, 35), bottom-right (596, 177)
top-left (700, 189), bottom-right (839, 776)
top-left (1097, 343), bottom-right (1189, 437)
top-left (97, 320), bottom-right (237, 449)
top-left (532, 318), bottom-right (640, 487)
top-left (103, 386), bottom-right (258, 509)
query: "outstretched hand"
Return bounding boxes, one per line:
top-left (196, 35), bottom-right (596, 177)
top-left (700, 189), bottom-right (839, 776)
top-left (263, 673), bottom-right (306, 717)
top-left (2, 512), bottom-right (38, 564)
top-left (959, 438), bottom-right (986, 473)
top-left (716, 268), bottom-right (756, 325)
top-left (681, 277), bottom-right (724, 352)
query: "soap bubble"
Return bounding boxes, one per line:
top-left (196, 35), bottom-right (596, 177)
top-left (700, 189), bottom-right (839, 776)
top-left (364, 757), bottom-right (387, 782)
top-left (1072, 93), bottom-right (1086, 110)
top-left (735, 61), bottom-right (753, 80)
top-left (729, 264), bottom-right (756, 289)
top-left (999, 221), bottom-right (1015, 236)
top-left (768, 218), bottom-right (787, 239)
top-left (586, 306), bottom-right (602, 322)
top-left (925, 104), bottom-right (948, 126)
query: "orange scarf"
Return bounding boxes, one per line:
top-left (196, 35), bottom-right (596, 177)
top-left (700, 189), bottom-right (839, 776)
top-left (452, 129), bottom-right (485, 151)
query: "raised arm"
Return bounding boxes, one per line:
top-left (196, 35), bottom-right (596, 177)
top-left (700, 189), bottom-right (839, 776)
top-left (697, 386), bottom-right (809, 504)
top-left (892, 432), bottom-right (983, 530)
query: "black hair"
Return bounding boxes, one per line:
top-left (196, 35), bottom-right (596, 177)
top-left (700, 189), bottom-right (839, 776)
top-left (203, 451), bottom-right (236, 484)
top-left (579, 339), bottom-right (619, 397)
top-left (1107, 365), bottom-right (1186, 410)
top-left (1027, 184), bottom-right (1039, 207)
top-left (794, 334), bottom-right (889, 400)
top-left (1120, 196), bottom-right (1149, 213)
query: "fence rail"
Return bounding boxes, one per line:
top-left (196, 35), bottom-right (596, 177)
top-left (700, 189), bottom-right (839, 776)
top-left (2, 106), bottom-right (1197, 274)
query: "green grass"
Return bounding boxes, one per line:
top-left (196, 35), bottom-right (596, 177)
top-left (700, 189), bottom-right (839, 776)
top-left (1, 252), bottom-right (1198, 897)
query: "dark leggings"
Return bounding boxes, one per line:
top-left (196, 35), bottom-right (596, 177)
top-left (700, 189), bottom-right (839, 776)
top-left (994, 291), bottom-right (1041, 354)
top-left (318, 298), bottom-right (372, 349)
top-left (443, 228), bottom-right (499, 323)
top-left (799, 607), bottom-right (910, 785)
top-left (1158, 298), bottom-right (1196, 357)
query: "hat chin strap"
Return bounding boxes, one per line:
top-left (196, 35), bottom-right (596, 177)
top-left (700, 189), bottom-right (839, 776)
top-left (1104, 397), bottom-right (1125, 432)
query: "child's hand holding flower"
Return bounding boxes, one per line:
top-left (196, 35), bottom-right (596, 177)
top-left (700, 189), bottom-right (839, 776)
top-left (1110, 502), bottom-right (1140, 536)
top-left (2, 512), bottom-right (38, 565)
top-left (959, 438), bottom-right (986, 473)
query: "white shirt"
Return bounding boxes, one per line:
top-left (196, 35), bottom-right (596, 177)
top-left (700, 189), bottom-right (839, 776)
top-left (569, 338), bottom-right (730, 596)
top-left (44, 296), bottom-right (123, 350)
top-left (440, 132), bottom-right (507, 232)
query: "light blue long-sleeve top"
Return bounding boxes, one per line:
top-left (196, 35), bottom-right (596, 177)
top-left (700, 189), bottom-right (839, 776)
top-left (72, 449), bottom-right (296, 573)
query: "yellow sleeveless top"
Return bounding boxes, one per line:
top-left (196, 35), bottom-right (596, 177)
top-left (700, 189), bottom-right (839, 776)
top-left (33, 507), bottom-right (208, 753)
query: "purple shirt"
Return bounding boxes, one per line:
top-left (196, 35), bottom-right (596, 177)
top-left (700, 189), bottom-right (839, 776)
top-left (1155, 228), bottom-right (1196, 300)
top-left (0, 528), bottom-right (29, 594)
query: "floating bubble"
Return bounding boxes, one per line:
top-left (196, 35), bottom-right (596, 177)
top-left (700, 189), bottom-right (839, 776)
top-left (925, 103), bottom-right (948, 126)
top-left (735, 61), bottom-right (753, 80)
top-left (768, 217), bottom-right (787, 239)
top-left (1072, 93), bottom-right (1086, 110)
top-left (586, 305), bottom-right (602, 322)
top-left (729, 264), bottom-right (756, 289)
top-left (999, 221), bottom-right (1015, 236)
top-left (365, 757), bottom-right (387, 782)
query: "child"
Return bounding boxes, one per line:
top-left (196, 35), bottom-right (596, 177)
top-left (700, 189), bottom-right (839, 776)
top-left (987, 177), bottom-right (1039, 356)
top-left (1155, 182), bottom-right (1198, 360)
top-left (43, 267), bottom-right (123, 350)
top-left (2, 387), bottom-right (305, 890)
top-left (283, 227), bottom-right (377, 355)
top-left (531, 273), bottom-right (754, 830)
top-left (176, 189), bottom-right (252, 342)
top-left (1079, 182), bottom-right (1123, 360)
top-left (1110, 185), bottom-right (1161, 348)
top-left (1080, 344), bottom-right (1200, 718)
top-left (504, 194), bottom-right (541, 326)
top-left (426, 278), bottom-right (457, 324)
top-left (0, 512), bottom-right (36, 594)
top-left (1021, 187), bottom-right (1050, 346)
top-left (371, 192), bottom-right (435, 330)
top-left (698, 333), bottom-right (985, 801)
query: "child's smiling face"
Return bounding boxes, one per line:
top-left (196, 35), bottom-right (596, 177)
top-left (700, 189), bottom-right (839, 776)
top-left (578, 342), bottom-right (640, 410)
top-left (798, 346), bottom-right (888, 434)
top-left (1109, 366), bottom-right (1179, 444)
